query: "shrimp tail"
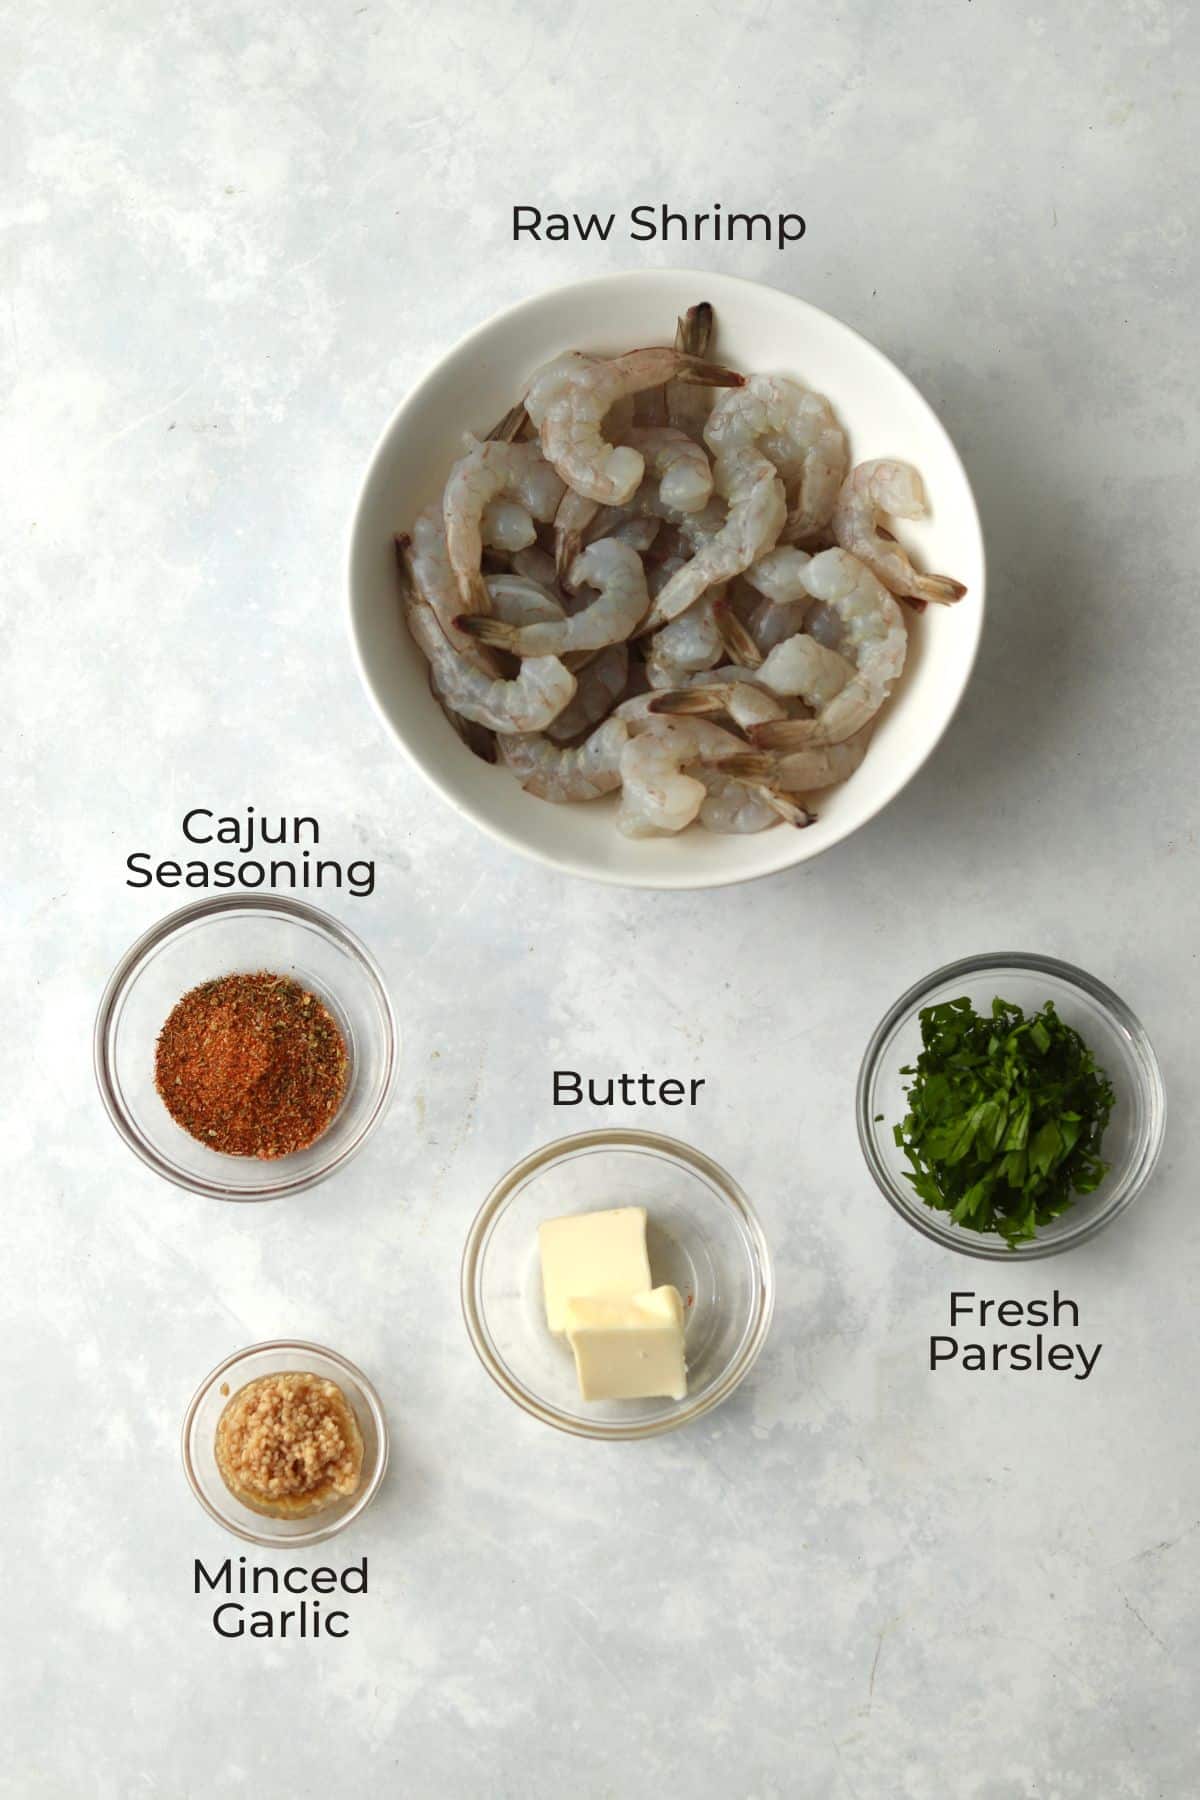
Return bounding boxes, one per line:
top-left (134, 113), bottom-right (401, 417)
top-left (913, 573), bottom-right (967, 605)
top-left (676, 302), bottom-right (714, 358)
top-left (718, 752), bottom-right (776, 785)
top-left (454, 614), bottom-right (515, 648)
top-left (755, 786), bottom-right (815, 828)
top-left (553, 489), bottom-right (600, 587)
top-left (672, 356), bottom-right (745, 390)
top-left (749, 718), bottom-right (820, 752)
top-left (713, 596), bottom-right (763, 668)
top-left (485, 402), bottom-right (531, 443)
top-left (648, 688), bottom-right (725, 717)
top-left (556, 536), bottom-right (581, 587)
top-left (459, 573), bottom-right (492, 615)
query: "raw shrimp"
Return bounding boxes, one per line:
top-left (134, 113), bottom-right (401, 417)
top-left (500, 717), bottom-right (629, 801)
top-left (832, 460), bottom-right (967, 605)
top-left (652, 626), bottom-right (852, 726)
top-left (406, 512), bottom-right (497, 672)
top-left (644, 591), bottom-right (724, 688)
top-left (525, 348), bottom-right (742, 505)
top-left (742, 547), bottom-right (813, 653)
top-left (554, 426), bottom-right (712, 578)
top-left (651, 673), bottom-right (787, 730)
top-left (751, 725), bottom-right (875, 793)
top-left (401, 574), bottom-right (575, 734)
top-left (486, 572), bottom-right (564, 627)
top-left (444, 438), bottom-right (565, 613)
top-left (582, 485), bottom-right (723, 558)
top-left (546, 643), bottom-right (629, 744)
top-left (804, 601), bottom-right (844, 651)
top-left (617, 715), bottom-right (771, 837)
top-left (426, 664), bottom-right (497, 764)
top-left (704, 374), bottom-right (847, 542)
top-left (458, 538), bottom-right (649, 657)
top-left (626, 427), bottom-right (713, 513)
top-left (608, 514), bottom-right (661, 555)
top-left (640, 447), bottom-right (786, 631)
top-left (755, 630), bottom-right (854, 711)
top-left (481, 498), bottom-right (537, 554)
top-left (749, 550), bottom-right (906, 747)
top-left (510, 545), bottom-right (560, 589)
top-left (398, 308), bottom-right (960, 838)
top-left (559, 505), bottom-right (659, 582)
top-left (698, 770), bottom-right (812, 833)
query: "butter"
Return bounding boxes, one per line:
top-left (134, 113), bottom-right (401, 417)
top-left (538, 1205), bottom-right (653, 1334)
top-left (564, 1287), bottom-right (688, 1402)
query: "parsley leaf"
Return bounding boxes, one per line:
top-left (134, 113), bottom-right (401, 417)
top-left (893, 996), bottom-right (1115, 1248)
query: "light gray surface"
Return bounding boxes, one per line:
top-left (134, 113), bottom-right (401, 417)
top-left (4, 2), bottom-right (1198, 1794)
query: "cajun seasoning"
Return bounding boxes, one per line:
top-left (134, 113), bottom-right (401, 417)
top-left (154, 972), bottom-right (348, 1158)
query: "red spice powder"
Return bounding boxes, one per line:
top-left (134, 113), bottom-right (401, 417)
top-left (155, 972), bottom-right (348, 1159)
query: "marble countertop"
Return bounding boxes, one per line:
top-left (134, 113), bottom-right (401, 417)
top-left (5, 2), bottom-right (1198, 1794)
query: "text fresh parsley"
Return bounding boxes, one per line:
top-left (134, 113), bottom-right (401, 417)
top-left (894, 996), bottom-right (1115, 1248)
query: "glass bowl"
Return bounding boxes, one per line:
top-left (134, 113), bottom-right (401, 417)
top-left (182, 1340), bottom-right (389, 1547)
top-left (461, 1129), bottom-right (774, 1440)
top-left (94, 894), bottom-right (398, 1200)
top-left (857, 952), bottom-right (1166, 1259)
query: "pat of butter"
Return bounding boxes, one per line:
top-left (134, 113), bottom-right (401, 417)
top-left (564, 1287), bottom-right (688, 1402)
top-left (538, 1206), bottom-right (652, 1334)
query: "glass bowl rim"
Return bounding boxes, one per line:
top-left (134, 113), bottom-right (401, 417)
top-left (460, 1126), bottom-right (775, 1441)
top-left (856, 950), bottom-right (1167, 1261)
top-left (180, 1337), bottom-right (390, 1548)
top-left (93, 891), bottom-right (399, 1201)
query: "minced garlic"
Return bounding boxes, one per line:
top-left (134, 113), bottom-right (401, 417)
top-left (215, 1372), bottom-right (364, 1519)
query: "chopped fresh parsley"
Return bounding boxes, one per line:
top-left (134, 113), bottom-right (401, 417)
top-left (893, 996), bottom-right (1115, 1248)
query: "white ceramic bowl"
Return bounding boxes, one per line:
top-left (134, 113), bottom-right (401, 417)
top-left (348, 270), bottom-right (985, 889)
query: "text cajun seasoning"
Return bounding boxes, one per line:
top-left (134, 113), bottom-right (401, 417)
top-left (155, 972), bottom-right (349, 1158)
